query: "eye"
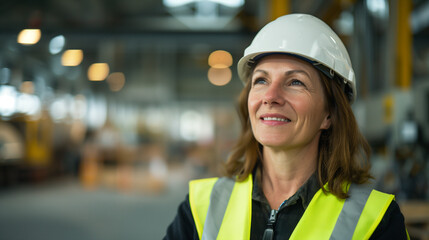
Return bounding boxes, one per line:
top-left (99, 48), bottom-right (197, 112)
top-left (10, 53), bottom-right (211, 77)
top-left (252, 77), bottom-right (267, 86)
top-left (290, 79), bottom-right (305, 87)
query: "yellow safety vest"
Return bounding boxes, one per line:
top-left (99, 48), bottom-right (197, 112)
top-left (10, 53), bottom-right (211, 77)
top-left (189, 174), bottom-right (405, 240)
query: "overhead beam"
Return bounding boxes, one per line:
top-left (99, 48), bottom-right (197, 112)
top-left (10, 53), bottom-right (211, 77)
top-left (268, 0), bottom-right (290, 22)
top-left (395, 0), bottom-right (412, 89)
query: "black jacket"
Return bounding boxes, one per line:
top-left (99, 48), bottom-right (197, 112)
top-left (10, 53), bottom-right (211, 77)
top-left (164, 174), bottom-right (408, 240)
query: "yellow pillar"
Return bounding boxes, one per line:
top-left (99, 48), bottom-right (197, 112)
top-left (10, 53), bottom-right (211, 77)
top-left (396, 0), bottom-right (412, 89)
top-left (268, 0), bottom-right (290, 22)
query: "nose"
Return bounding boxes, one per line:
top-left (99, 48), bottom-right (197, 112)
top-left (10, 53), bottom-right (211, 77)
top-left (263, 84), bottom-right (285, 106)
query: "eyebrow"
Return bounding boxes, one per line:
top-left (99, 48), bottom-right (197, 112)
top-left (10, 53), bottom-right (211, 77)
top-left (253, 69), bottom-right (311, 78)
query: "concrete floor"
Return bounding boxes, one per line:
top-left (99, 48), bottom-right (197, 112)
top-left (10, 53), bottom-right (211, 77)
top-left (0, 179), bottom-right (188, 240)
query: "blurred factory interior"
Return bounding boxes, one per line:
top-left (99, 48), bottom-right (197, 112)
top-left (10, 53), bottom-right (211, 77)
top-left (0, 0), bottom-right (429, 239)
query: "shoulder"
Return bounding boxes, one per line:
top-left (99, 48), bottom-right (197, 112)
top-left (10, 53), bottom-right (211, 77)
top-left (164, 177), bottom-right (236, 240)
top-left (346, 186), bottom-right (408, 239)
top-left (370, 200), bottom-right (408, 240)
top-left (163, 194), bottom-right (199, 240)
top-left (189, 177), bottom-right (220, 202)
top-left (346, 185), bottom-right (407, 239)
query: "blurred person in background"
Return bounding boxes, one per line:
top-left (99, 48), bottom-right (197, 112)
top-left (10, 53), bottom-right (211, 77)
top-left (164, 14), bottom-right (409, 240)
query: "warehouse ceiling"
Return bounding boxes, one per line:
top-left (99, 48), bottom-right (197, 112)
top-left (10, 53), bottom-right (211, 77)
top-left (0, 0), bottom-right (428, 105)
top-left (0, 0), bottom-right (267, 104)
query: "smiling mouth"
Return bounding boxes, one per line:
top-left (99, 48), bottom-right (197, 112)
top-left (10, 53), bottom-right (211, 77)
top-left (262, 117), bottom-right (291, 122)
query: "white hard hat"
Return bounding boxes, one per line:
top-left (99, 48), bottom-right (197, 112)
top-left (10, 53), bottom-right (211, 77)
top-left (237, 14), bottom-right (356, 103)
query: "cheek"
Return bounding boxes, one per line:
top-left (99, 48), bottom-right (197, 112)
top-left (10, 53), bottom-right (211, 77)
top-left (292, 95), bottom-right (325, 119)
top-left (307, 99), bottom-right (328, 122)
top-left (247, 92), bottom-right (259, 115)
top-left (288, 95), bottom-right (312, 112)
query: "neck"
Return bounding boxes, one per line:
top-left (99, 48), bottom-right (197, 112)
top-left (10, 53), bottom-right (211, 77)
top-left (261, 142), bottom-right (319, 209)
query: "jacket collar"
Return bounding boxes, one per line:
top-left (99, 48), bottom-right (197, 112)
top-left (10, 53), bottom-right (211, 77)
top-left (252, 165), bottom-right (320, 210)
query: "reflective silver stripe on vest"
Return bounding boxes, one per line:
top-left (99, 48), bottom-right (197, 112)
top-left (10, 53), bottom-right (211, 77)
top-left (202, 177), bottom-right (235, 240)
top-left (330, 184), bottom-right (373, 240)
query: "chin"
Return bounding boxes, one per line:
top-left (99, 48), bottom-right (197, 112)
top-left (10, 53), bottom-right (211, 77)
top-left (256, 137), bottom-right (289, 148)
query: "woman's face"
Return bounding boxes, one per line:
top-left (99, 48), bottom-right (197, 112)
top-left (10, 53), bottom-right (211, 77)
top-left (248, 54), bottom-right (331, 151)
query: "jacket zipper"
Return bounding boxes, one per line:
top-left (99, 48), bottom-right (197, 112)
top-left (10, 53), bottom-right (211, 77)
top-left (262, 201), bottom-right (287, 240)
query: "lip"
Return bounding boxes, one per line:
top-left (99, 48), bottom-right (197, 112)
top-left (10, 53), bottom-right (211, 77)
top-left (259, 113), bottom-right (291, 125)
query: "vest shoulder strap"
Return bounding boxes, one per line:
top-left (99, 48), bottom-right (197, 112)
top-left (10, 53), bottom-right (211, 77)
top-left (290, 185), bottom-right (345, 239)
top-left (189, 177), bottom-right (218, 239)
top-left (352, 189), bottom-right (394, 240)
top-left (189, 175), bottom-right (252, 240)
top-left (290, 183), bottom-right (394, 240)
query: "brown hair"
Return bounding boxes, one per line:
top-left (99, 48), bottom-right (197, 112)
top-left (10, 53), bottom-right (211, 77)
top-left (223, 70), bottom-right (372, 199)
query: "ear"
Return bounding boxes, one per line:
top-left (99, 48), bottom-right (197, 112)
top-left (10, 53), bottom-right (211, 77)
top-left (320, 114), bottom-right (331, 130)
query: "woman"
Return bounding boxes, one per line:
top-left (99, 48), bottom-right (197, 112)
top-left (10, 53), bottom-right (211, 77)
top-left (164, 14), bottom-right (409, 240)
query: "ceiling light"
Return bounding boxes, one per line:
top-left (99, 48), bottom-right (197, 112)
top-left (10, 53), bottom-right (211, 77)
top-left (88, 63), bottom-right (109, 81)
top-left (62, 49), bottom-right (84, 66)
top-left (107, 72), bottom-right (126, 92)
top-left (366, 0), bottom-right (389, 19)
top-left (208, 67), bottom-right (231, 86)
top-left (164, 0), bottom-right (244, 8)
top-left (49, 35), bottom-right (66, 54)
top-left (208, 50), bottom-right (233, 68)
top-left (17, 29), bottom-right (41, 45)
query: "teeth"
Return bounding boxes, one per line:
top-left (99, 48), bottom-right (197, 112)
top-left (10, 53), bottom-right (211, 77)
top-left (263, 117), bottom-right (290, 122)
